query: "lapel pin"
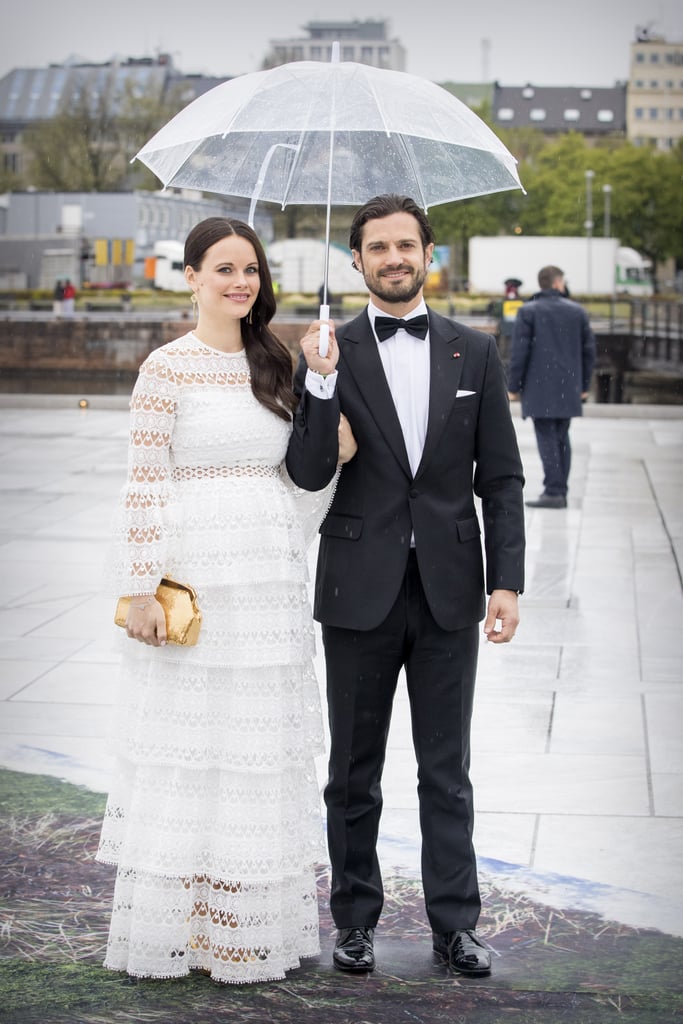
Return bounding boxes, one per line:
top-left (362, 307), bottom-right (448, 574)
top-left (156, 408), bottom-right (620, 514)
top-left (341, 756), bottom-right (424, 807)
top-left (453, 352), bottom-right (461, 358)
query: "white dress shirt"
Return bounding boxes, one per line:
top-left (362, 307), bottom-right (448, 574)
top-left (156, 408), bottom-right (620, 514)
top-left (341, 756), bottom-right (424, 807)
top-left (368, 299), bottom-right (430, 477)
top-left (305, 302), bottom-right (430, 474)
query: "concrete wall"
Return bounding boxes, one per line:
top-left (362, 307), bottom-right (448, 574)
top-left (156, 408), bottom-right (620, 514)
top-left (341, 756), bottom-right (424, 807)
top-left (0, 317), bottom-right (306, 378)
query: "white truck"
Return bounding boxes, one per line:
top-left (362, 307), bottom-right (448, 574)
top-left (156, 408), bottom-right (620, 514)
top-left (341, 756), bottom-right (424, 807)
top-left (150, 240), bottom-right (187, 292)
top-left (148, 237), bottom-right (368, 296)
top-left (467, 236), bottom-right (653, 297)
top-left (266, 238), bottom-right (365, 296)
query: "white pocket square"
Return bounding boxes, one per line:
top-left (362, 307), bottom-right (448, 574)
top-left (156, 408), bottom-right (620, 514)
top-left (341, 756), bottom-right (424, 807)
top-left (456, 389), bottom-right (476, 398)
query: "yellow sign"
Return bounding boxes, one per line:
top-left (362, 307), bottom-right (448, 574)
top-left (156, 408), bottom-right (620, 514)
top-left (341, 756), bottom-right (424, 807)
top-left (502, 299), bottom-right (523, 321)
top-left (94, 239), bottom-right (109, 266)
top-left (93, 238), bottom-right (135, 266)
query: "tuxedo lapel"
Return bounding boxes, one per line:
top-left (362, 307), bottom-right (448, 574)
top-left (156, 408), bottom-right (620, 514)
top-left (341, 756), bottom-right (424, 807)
top-left (339, 312), bottom-right (412, 479)
top-left (415, 312), bottom-right (467, 479)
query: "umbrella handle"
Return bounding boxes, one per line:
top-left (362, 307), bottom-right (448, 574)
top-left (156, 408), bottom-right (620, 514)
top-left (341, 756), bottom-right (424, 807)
top-left (318, 304), bottom-right (330, 358)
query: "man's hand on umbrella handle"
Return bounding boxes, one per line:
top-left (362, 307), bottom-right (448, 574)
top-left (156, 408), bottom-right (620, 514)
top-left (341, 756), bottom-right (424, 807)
top-left (319, 303), bottom-right (330, 357)
top-left (300, 319), bottom-right (339, 375)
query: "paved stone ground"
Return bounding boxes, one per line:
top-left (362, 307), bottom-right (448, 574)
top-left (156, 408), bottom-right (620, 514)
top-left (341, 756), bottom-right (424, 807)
top-left (0, 398), bottom-right (681, 943)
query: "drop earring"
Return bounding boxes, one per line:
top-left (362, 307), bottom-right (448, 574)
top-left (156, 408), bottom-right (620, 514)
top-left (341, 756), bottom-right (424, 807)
top-left (247, 307), bottom-right (253, 325)
top-left (191, 292), bottom-right (198, 321)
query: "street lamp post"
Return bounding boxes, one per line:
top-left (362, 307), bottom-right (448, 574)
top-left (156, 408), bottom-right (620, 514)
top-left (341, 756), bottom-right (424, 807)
top-left (585, 169), bottom-right (594, 295)
top-left (602, 184), bottom-right (616, 307)
top-left (603, 183), bottom-right (612, 237)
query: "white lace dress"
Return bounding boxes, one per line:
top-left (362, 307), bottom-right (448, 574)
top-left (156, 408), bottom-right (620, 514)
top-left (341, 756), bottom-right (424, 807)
top-left (97, 332), bottom-right (333, 984)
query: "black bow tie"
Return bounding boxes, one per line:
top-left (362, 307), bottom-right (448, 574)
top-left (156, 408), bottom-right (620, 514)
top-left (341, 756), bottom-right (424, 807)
top-left (374, 314), bottom-right (429, 342)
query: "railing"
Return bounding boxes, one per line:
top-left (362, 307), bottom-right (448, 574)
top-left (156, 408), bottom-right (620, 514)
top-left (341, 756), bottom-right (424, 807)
top-left (593, 298), bottom-right (683, 349)
top-left (493, 297), bottom-right (683, 403)
top-left (593, 298), bottom-right (683, 403)
top-left (628, 299), bottom-right (683, 347)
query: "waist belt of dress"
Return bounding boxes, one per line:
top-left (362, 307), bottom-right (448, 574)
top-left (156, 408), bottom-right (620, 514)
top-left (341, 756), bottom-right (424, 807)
top-left (171, 464), bottom-right (279, 481)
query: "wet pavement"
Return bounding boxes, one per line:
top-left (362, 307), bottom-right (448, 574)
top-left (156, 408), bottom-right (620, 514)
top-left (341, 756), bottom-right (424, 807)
top-left (0, 395), bottom-right (682, 941)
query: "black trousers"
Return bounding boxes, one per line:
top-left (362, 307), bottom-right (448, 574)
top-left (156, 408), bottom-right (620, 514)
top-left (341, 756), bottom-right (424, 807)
top-left (322, 550), bottom-right (481, 934)
top-left (532, 416), bottom-right (572, 497)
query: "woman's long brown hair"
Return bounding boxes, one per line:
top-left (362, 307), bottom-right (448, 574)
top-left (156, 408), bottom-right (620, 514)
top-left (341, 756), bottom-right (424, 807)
top-left (184, 217), bottom-right (296, 421)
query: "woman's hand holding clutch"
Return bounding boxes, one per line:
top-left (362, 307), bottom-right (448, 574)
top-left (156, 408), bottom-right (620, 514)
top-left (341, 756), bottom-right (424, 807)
top-left (125, 595), bottom-right (168, 647)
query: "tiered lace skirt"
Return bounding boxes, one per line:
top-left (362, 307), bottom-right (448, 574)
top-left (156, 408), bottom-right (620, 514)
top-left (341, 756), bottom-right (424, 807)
top-left (97, 471), bottom-right (326, 983)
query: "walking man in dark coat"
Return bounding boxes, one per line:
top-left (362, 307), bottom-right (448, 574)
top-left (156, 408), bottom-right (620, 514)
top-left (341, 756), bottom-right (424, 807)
top-left (508, 265), bottom-right (596, 509)
top-left (286, 194), bottom-right (525, 978)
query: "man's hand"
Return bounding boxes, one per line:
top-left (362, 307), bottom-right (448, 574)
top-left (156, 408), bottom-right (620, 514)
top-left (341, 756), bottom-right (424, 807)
top-left (300, 319), bottom-right (339, 376)
top-left (483, 589), bottom-right (519, 644)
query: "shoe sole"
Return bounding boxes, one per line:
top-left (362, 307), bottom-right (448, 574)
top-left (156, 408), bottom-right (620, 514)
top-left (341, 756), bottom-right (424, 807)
top-left (449, 963), bottom-right (491, 977)
top-left (333, 959), bottom-right (375, 973)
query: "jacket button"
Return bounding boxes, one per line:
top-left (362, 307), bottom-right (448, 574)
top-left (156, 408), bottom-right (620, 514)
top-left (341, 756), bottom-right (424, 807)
top-left (409, 489), bottom-right (419, 498)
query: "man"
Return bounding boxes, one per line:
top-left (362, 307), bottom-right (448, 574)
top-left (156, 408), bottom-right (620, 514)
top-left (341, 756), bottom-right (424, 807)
top-left (286, 194), bottom-right (525, 977)
top-left (508, 265), bottom-right (596, 509)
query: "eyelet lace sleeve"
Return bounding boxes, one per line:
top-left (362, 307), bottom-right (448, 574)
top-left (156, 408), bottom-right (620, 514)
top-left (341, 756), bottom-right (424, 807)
top-left (279, 462), bottom-right (340, 549)
top-left (107, 350), bottom-right (180, 597)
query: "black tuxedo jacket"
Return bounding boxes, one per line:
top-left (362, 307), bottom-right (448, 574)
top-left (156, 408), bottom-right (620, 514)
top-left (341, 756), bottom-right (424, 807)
top-left (286, 307), bottom-right (525, 632)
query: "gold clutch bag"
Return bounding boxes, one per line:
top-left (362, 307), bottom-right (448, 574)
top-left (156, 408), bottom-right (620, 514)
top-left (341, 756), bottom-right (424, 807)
top-left (114, 577), bottom-right (202, 646)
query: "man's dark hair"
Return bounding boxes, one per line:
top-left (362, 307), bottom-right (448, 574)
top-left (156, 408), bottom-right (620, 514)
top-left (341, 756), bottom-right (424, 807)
top-left (538, 265), bottom-right (564, 290)
top-left (349, 194), bottom-right (435, 254)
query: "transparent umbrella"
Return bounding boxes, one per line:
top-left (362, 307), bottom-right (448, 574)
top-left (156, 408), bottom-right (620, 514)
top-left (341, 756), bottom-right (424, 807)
top-left (136, 44), bottom-right (524, 352)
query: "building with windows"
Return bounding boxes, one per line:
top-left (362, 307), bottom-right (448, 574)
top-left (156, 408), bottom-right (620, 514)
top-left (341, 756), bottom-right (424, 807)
top-left (264, 20), bottom-right (405, 71)
top-left (492, 83), bottom-right (626, 140)
top-left (627, 29), bottom-right (683, 150)
top-left (490, 30), bottom-right (682, 151)
top-left (0, 54), bottom-right (228, 182)
top-left (0, 189), bottom-right (269, 291)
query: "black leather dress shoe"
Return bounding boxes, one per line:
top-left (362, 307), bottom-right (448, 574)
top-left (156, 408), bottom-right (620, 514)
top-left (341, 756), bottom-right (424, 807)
top-left (432, 930), bottom-right (491, 976)
top-left (333, 926), bottom-right (375, 972)
top-left (525, 493), bottom-right (567, 509)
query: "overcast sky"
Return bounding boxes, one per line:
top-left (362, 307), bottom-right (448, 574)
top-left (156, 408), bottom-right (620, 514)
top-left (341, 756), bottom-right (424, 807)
top-left (2, 0), bottom-right (681, 86)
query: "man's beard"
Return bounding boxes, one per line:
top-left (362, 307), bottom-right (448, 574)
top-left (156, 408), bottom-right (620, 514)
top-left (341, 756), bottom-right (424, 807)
top-left (364, 264), bottom-right (428, 305)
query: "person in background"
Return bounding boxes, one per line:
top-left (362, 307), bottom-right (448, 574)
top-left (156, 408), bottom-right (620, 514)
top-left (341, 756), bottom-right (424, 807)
top-left (318, 283), bottom-right (337, 308)
top-left (286, 194), bottom-right (525, 979)
top-left (52, 280), bottom-right (64, 318)
top-left (62, 279), bottom-right (76, 317)
top-left (508, 264), bottom-right (596, 509)
top-left (97, 216), bottom-right (356, 985)
top-left (500, 277), bottom-right (524, 345)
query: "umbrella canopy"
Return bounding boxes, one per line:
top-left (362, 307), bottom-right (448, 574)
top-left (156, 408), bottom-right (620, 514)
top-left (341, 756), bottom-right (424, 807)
top-left (136, 52), bottom-right (524, 353)
top-left (136, 58), bottom-right (523, 213)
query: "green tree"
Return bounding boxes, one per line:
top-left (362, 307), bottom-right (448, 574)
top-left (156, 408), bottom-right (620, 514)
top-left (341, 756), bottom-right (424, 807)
top-left (23, 73), bottom-right (183, 192)
top-left (447, 131), bottom-right (683, 289)
top-left (430, 189), bottom-right (526, 286)
top-left (25, 79), bottom-right (126, 191)
top-left (0, 161), bottom-right (22, 193)
top-left (601, 145), bottom-right (683, 285)
top-left (511, 133), bottom-right (597, 235)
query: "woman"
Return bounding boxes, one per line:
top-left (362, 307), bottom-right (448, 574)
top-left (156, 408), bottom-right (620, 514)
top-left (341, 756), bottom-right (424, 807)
top-left (97, 217), bottom-right (354, 984)
top-left (62, 279), bottom-right (76, 317)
